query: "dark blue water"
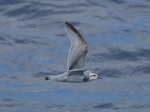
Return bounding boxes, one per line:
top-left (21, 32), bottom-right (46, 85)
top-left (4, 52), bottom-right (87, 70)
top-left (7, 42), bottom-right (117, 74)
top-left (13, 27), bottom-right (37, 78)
top-left (0, 0), bottom-right (150, 112)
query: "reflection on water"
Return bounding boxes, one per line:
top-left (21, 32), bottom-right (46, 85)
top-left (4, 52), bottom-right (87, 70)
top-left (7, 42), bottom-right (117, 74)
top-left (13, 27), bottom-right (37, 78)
top-left (0, 0), bottom-right (150, 112)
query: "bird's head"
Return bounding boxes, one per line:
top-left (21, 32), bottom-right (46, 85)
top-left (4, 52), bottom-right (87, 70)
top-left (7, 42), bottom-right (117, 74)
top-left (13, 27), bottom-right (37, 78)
top-left (89, 72), bottom-right (103, 80)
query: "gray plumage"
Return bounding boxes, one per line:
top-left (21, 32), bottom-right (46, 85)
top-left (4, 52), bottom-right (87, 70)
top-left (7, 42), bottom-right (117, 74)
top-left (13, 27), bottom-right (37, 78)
top-left (45, 22), bottom-right (101, 83)
top-left (65, 22), bottom-right (87, 70)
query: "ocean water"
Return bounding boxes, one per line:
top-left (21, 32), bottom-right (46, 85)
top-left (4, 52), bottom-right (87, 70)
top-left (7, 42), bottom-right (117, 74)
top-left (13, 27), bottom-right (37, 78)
top-left (0, 0), bottom-right (150, 112)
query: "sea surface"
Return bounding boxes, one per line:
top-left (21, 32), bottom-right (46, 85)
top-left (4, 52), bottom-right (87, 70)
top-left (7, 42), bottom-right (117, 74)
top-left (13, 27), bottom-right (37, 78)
top-left (0, 0), bottom-right (150, 112)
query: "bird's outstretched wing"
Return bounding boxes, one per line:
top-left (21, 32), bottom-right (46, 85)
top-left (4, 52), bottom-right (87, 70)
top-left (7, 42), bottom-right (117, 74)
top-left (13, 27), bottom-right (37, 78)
top-left (65, 22), bottom-right (87, 70)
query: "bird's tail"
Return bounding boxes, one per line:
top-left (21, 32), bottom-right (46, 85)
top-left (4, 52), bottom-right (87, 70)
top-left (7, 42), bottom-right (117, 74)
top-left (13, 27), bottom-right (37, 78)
top-left (45, 76), bottom-right (50, 80)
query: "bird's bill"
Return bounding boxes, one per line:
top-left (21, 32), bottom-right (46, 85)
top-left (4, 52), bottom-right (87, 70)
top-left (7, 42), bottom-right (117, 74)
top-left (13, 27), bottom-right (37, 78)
top-left (98, 76), bottom-right (103, 79)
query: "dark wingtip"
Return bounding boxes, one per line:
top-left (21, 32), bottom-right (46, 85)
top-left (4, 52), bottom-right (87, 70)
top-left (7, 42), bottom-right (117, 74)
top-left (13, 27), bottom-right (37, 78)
top-left (65, 21), bottom-right (71, 26)
top-left (64, 21), bottom-right (82, 36)
top-left (64, 21), bottom-right (68, 24)
top-left (45, 76), bottom-right (49, 80)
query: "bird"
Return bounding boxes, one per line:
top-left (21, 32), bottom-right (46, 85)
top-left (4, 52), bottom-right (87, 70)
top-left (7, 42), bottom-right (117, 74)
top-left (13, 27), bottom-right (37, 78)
top-left (45, 22), bottom-right (102, 82)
